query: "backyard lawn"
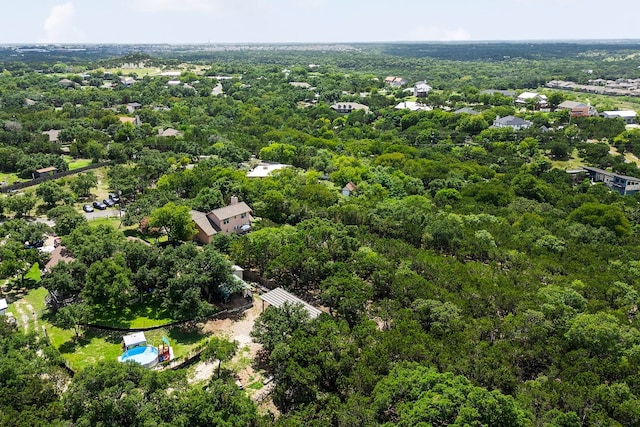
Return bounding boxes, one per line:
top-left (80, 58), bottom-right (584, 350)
top-left (8, 287), bottom-right (212, 372)
top-left (66, 158), bottom-right (92, 170)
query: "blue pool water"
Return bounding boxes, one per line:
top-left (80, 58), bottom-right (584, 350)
top-left (120, 345), bottom-right (158, 367)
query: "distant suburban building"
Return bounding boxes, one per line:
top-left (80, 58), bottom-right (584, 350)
top-left (600, 110), bottom-right (637, 124)
top-left (290, 82), bottom-right (312, 89)
top-left (33, 166), bottom-right (58, 179)
top-left (582, 166), bottom-right (640, 195)
top-left (247, 162), bottom-right (290, 178)
top-left (384, 76), bottom-right (408, 87)
top-left (120, 76), bottom-right (136, 86)
top-left (480, 89), bottom-right (516, 97)
top-left (341, 181), bottom-right (357, 197)
top-left (394, 101), bottom-right (432, 112)
top-left (557, 101), bottom-right (597, 117)
top-left (119, 115), bottom-right (142, 126)
top-left (126, 102), bottom-right (142, 113)
top-left (454, 107), bottom-right (480, 115)
top-left (515, 92), bottom-right (548, 109)
top-left (42, 129), bottom-right (61, 143)
top-left (157, 128), bottom-right (182, 137)
top-left (330, 102), bottom-right (370, 114)
top-left (491, 115), bottom-right (532, 130)
top-left (413, 81), bottom-right (432, 97)
top-left (191, 196), bottom-right (253, 244)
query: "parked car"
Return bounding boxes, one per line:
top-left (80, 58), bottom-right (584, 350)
top-left (108, 193), bottom-right (120, 203)
top-left (93, 201), bottom-right (107, 210)
top-left (83, 203), bottom-right (94, 213)
top-left (103, 198), bottom-right (115, 207)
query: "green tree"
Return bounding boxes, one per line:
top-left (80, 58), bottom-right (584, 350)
top-left (5, 193), bottom-right (37, 217)
top-left (568, 202), bottom-right (631, 237)
top-left (202, 336), bottom-right (239, 378)
top-left (55, 302), bottom-right (93, 338)
top-left (251, 302), bottom-right (312, 352)
top-left (36, 180), bottom-right (72, 207)
top-left (149, 202), bottom-right (196, 242)
top-left (47, 205), bottom-right (88, 236)
top-left (70, 172), bottom-right (98, 197)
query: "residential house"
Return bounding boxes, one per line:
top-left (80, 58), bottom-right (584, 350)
top-left (0, 298), bottom-right (7, 315)
top-left (557, 100), bottom-right (596, 117)
top-left (515, 92), bottom-right (548, 109)
top-left (58, 79), bottom-right (75, 88)
top-left (157, 128), bottom-right (182, 137)
top-left (394, 101), bottom-right (432, 112)
top-left (290, 82), bottom-right (312, 89)
top-left (246, 162), bottom-right (290, 178)
top-left (341, 181), bottom-right (357, 197)
top-left (600, 110), bottom-right (637, 124)
top-left (454, 107), bottom-right (480, 115)
top-left (190, 196), bottom-right (253, 244)
top-left (42, 129), bottom-right (61, 143)
top-left (120, 76), bottom-right (136, 86)
top-left (126, 102), bottom-right (142, 113)
top-left (384, 76), bottom-right (408, 87)
top-left (330, 102), bottom-right (370, 114)
top-left (582, 166), bottom-right (640, 195)
top-left (119, 115), bottom-right (142, 126)
top-left (491, 115), bottom-right (532, 130)
top-left (413, 80), bottom-right (432, 97)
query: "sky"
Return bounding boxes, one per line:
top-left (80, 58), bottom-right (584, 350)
top-left (0, 0), bottom-right (639, 44)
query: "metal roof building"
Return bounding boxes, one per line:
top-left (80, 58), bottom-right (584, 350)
top-left (260, 287), bottom-right (322, 319)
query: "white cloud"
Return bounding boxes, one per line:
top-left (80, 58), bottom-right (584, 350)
top-left (408, 26), bottom-right (471, 42)
top-left (42, 2), bottom-right (84, 43)
top-left (135, 0), bottom-right (218, 13)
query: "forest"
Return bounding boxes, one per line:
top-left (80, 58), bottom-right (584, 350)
top-left (2, 42), bottom-right (640, 426)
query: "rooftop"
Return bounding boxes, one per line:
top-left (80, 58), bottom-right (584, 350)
top-left (123, 331), bottom-right (147, 348)
top-left (247, 162), bottom-right (290, 178)
top-left (209, 201), bottom-right (252, 221)
top-left (260, 287), bottom-right (322, 319)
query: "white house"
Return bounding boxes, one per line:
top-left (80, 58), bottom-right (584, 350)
top-left (515, 92), bottom-right (548, 109)
top-left (413, 81), bottom-right (432, 97)
top-left (600, 110), bottom-right (637, 124)
top-left (394, 101), bottom-right (432, 112)
top-left (246, 162), bottom-right (290, 178)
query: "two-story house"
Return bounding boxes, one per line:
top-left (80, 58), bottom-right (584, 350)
top-left (191, 196), bottom-right (253, 244)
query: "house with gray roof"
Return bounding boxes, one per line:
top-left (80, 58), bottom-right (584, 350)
top-left (491, 115), bottom-right (532, 130)
top-left (330, 102), bottom-right (369, 114)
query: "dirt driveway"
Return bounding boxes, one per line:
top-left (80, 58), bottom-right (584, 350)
top-left (189, 298), bottom-right (266, 392)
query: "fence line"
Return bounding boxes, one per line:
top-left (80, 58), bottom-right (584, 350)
top-left (0, 161), bottom-right (113, 193)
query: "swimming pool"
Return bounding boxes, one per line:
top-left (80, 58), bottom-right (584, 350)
top-left (119, 345), bottom-right (158, 368)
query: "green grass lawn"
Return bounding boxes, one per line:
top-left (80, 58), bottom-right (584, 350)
top-left (91, 298), bottom-right (174, 329)
top-left (24, 262), bottom-right (41, 282)
top-left (67, 158), bottom-right (93, 170)
top-left (550, 148), bottom-right (585, 170)
top-left (0, 171), bottom-right (24, 185)
top-left (88, 217), bottom-right (125, 229)
top-left (9, 287), bottom-right (211, 371)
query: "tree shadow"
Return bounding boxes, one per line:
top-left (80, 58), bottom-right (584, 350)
top-left (167, 323), bottom-right (208, 345)
top-left (253, 348), bottom-right (271, 372)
